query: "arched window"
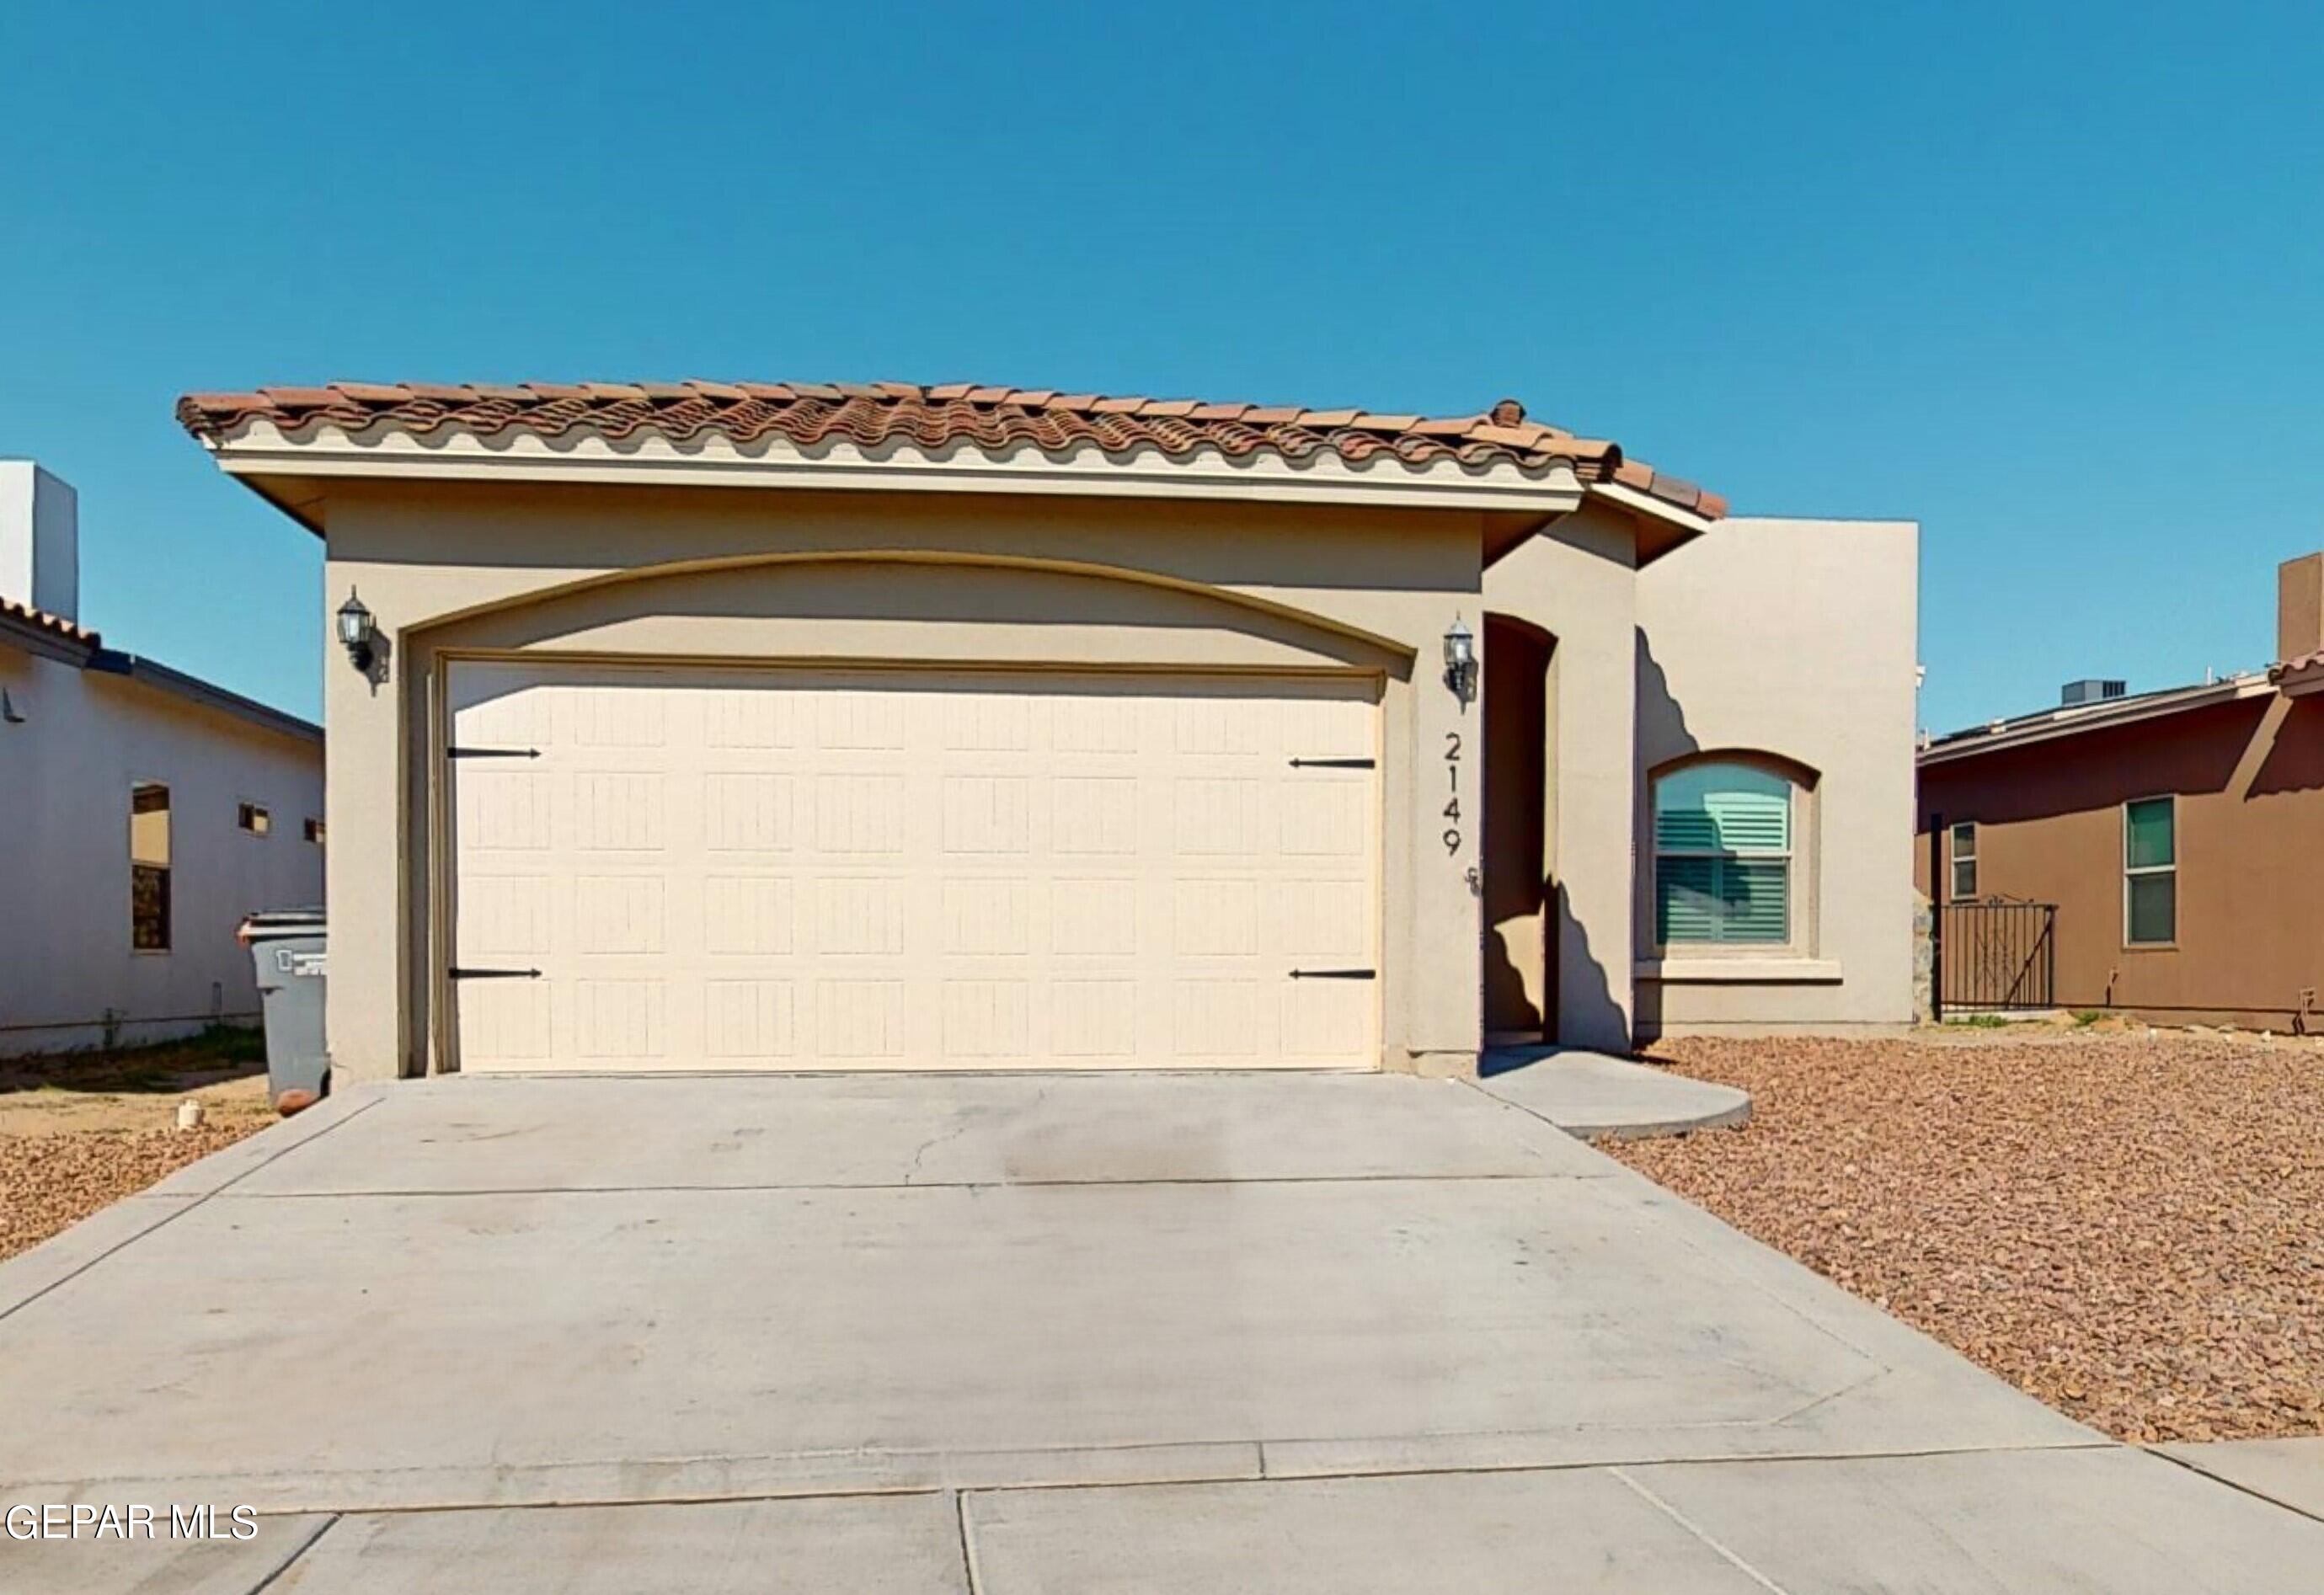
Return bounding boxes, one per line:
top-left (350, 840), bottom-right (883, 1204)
top-left (1652, 760), bottom-right (1803, 947)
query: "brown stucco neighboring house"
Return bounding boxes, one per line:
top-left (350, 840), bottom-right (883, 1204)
top-left (176, 379), bottom-right (1920, 1084)
top-left (1915, 552), bottom-right (2324, 1031)
top-left (0, 461), bottom-right (324, 1054)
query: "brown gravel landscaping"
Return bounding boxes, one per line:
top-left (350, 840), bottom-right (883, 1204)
top-left (1612, 1026), bottom-right (2324, 1444)
top-left (0, 1027), bottom-right (274, 1264)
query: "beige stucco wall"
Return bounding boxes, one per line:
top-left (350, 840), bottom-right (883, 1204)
top-left (1480, 508), bottom-right (1641, 1051)
top-left (1632, 515), bottom-right (1920, 1034)
top-left (0, 646), bottom-right (324, 1053)
top-left (320, 483), bottom-right (1489, 1082)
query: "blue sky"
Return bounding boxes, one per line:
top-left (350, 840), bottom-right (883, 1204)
top-left (2, 2), bottom-right (2317, 731)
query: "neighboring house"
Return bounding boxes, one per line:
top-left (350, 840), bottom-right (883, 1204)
top-left (177, 381), bottom-right (1918, 1084)
top-left (1916, 552), bottom-right (2324, 1030)
top-left (0, 461), bottom-right (324, 1055)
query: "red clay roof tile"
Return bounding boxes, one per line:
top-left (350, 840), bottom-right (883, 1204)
top-left (258, 386), bottom-right (343, 409)
top-left (171, 379), bottom-right (1723, 518)
top-left (0, 595), bottom-right (99, 648)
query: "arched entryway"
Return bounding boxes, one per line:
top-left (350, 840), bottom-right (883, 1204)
top-left (1483, 614), bottom-right (1557, 1042)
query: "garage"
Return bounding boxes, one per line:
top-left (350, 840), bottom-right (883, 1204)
top-left (446, 661), bottom-right (1381, 1072)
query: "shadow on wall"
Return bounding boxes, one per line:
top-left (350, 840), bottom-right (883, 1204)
top-left (1630, 633), bottom-right (1701, 1044)
top-left (1482, 925), bottom-right (1531, 1037)
top-left (2248, 695), bottom-right (2324, 799)
top-left (1635, 632), bottom-right (1700, 775)
top-left (1480, 887), bottom-right (1616, 1076)
top-left (1916, 695), bottom-right (2275, 830)
top-left (350, 484), bottom-right (1477, 597)
top-left (1551, 883), bottom-right (1620, 1055)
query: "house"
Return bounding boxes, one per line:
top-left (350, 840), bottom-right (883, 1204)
top-left (1916, 552), bottom-right (2324, 1030)
top-left (175, 381), bottom-right (1918, 1083)
top-left (0, 462), bottom-right (324, 1055)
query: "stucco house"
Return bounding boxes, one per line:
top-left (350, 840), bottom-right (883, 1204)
top-left (0, 461), bottom-right (324, 1055)
top-left (1916, 552), bottom-right (2324, 1029)
top-left (175, 381), bottom-right (1917, 1084)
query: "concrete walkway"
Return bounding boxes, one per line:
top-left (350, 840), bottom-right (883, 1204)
top-left (1480, 1045), bottom-right (1753, 1138)
top-left (2159, 1437), bottom-right (2324, 1522)
top-left (3, 1070), bottom-right (2318, 1592)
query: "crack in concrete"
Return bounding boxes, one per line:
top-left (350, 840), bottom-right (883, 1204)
top-left (1608, 1465), bottom-right (1792, 1592)
top-left (243, 1511), bottom-right (341, 1595)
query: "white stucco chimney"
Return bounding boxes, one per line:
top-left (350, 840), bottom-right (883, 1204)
top-left (0, 461), bottom-right (78, 621)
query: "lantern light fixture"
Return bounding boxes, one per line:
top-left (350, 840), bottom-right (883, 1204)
top-left (1443, 615), bottom-right (1477, 706)
top-left (337, 589), bottom-right (378, 674)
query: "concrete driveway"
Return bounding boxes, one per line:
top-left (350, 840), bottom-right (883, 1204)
top-left (3, 1071), bottom-right (2319, 1592)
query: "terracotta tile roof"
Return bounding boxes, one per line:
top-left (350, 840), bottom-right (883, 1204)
top-left (2273, 648), bottom-right (2324, 680)
top-left (175, 381), bottom-right (1725, 519)
top-left (0, 595), bottom-right (99, 648)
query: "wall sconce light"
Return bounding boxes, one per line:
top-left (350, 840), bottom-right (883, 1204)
top-left (1443, 615), bottom-right (1477, 707)
top-left (336, 588), bottom-right (378, 675)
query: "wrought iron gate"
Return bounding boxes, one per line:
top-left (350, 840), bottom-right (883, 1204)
top-left (1938, 900), bottom-right (2058, 1012)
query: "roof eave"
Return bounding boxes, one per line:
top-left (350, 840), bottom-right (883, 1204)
top-left (0, 608), bottom-right (98, 665)
top-left (2272, 659), bottom-right (2324, 697)
top-left (84, 648), bottom-right (323, 744)
top-left (1917, 676), bottom-right (2277, 765)
top-left (203, 424), bottom-right (1591, 518)
top-left (1584, 480), bottom-right (1719, 564)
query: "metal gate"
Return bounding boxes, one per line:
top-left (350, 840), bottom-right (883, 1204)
top-left (1938, 900), bottom-right (2058, 1012)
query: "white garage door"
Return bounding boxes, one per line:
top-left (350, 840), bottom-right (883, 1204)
top-left (447, 662), bottom-right (1380, 1073)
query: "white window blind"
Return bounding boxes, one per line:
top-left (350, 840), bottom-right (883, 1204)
top-left (1654, 763), bottom-right (1792, 945)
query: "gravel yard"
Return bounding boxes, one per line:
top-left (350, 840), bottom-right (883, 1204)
top-left (1613, 1027), bottom-right (2324, 1443)
top-left (0, 1027), bottom-right (274, 1264)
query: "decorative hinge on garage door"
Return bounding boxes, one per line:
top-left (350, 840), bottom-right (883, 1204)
top-left (1288, 757), bottom-right (1375, 769)
top-left (1290, 968), bottom-right (1376, 980)
top-left (448, 746), bottom-right (541, 760)
top-left (449, 966), bottom-right (543, 980)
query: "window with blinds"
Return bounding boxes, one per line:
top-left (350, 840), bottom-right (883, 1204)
top-left (1654, 762), bottom-right (1793, 946)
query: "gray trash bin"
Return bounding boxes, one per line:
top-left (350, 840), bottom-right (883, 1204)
top-left (240, 909), bottom-right (328, 1112)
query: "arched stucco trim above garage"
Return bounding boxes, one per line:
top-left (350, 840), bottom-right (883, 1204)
top-left (407, 547), bottom-right (1418, 674)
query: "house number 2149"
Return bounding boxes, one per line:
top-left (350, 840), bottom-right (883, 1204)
top-left (1442, 731), bottom-right (1462, 854)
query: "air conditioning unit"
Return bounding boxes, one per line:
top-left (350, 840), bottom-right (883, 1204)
top-left (2060, 679), bottom-right (2126, 707)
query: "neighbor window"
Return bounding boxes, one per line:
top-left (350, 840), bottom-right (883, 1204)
top-left (2124, 796), bottom-right (2176, 945)
top-left (1654, 761), bottom-right (1795, 945)
top-left (130, 781), bottom-right (171, 952)
top-left (1950, 820), bottom-right (1978, 899)
top-left (237, 801), bottom-right (271, 837)
top-left (303, 817), bottom-right (325, 846)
